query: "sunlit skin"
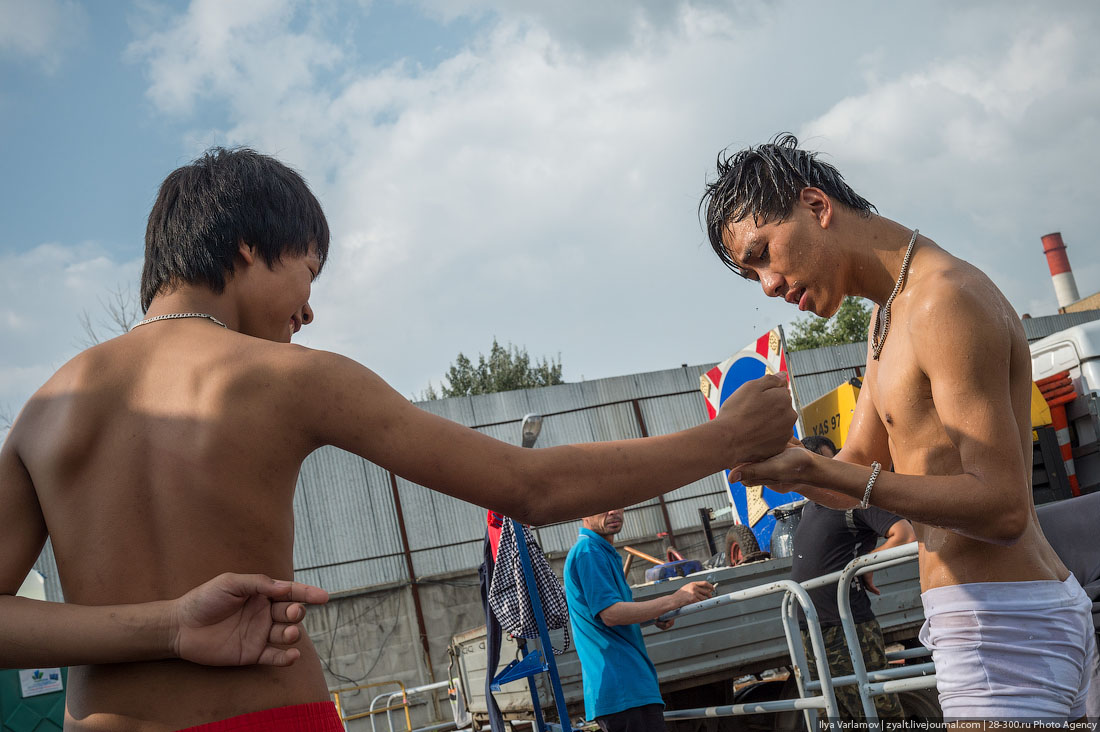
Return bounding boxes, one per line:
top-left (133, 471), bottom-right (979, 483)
top-left (1, 238), bottom-right (796, 728)
top-left (800, 441), bottom-right (917, 594)
top-left (581, 509), bottom-right (714, 630)
top-left (723, 189), bottom-right (1079, 727)
top-left (722, 187), bottom-right (1068, 592)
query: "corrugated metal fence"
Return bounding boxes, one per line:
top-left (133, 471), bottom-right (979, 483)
top-left (34, 309), bottom-right (1098, 601)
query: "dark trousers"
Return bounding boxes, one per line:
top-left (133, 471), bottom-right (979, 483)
top-left (595, 704), bottom-right (666, 732)
top-left (800, 619), bottom-right (904, 721)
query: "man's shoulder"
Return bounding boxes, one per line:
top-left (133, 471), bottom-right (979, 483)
top-left (566, 535), bottom-right (612, 567)
top-left (902, 256), bottom-right (1021, 347)
top-left (14, 341), bottom-right (117, 426)
top-left (567, 535), bottom-right (599, 560)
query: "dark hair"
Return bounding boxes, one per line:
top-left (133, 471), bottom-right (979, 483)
top-left (699, 133), bottom-right (875, 275)
top-left (141, 147), bottom-right (330, 311)
top-left (800, 435), bottom-right (838, 457)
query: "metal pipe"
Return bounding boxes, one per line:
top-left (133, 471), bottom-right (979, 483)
top-left (411, 723), bottom-right (458, 732)
top-left (781, 587), bottom-right (822, 730)
top-left (699, 507), bottom-right (718, 557)
top-left (662, 694), bottom-right (828, 718)
top-left (382, 682), bottom-right (453, 732)
top-left (622, 545), bottom-right (664, 566)
top-left (656, 578), bottom-right (840, 719)
top-left (886, 647), bottom-right (932, 661)
top-left (835, 542), bottom-right (924, 722)
top-left (783, 590), bottom-right (827, 730)
top-left (869, 675), bottom-right (940, 695)
top-left (328, 680), bottom-right (406, 728)
top-left (390, 471), bottom-right (437, 689)
top-left (803, 662), bottom-right (936, 692)
top-left (631, 399), bottom-right (677, 546)
top-left (511, 517), bottom-right (574, 731)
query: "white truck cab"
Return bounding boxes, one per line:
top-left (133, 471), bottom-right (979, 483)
top-left (1030, 319), bottom-right (1100, 496)
top-left (1031, 319), bottom-right (1100, 396)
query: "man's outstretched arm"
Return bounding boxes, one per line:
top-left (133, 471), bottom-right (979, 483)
top-left (295, 352), bottom-right (798, 526)
top-left (0, 439), bottom-right (328, 669)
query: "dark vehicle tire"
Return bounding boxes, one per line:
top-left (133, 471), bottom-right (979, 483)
top-left (898, 688), bottom-right (942, 721)
top-left (725, 525), bottom-right (760, 566)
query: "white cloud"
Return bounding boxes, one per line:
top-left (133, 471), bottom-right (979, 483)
top-left (800, 11), bottom-right (1100, 316)
top-left (108, 0), bottom-right (1100, 404)
top-left (0, 243), bottom-right (141, 407)
top-left (128, 0), bottom-right (343, 117)
top-left (0, 0), bottom-right (86, 71)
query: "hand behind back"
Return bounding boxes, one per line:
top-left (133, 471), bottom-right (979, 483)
top-left (171, 573), bottom-right (329, 667)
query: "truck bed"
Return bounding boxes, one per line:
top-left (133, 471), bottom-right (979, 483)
top-left (450, 553), bottom-right (924, 721)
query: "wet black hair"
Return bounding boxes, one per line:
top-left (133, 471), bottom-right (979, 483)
top-left (141, 147), bottom-right (329, 311)
top-left (699, 133), bottom-right (875, 276)
top-left (800, 434), bottom-right (838, 457)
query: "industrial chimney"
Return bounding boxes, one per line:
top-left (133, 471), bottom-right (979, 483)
top-left (1041, 232), bottom-right (1080, 310)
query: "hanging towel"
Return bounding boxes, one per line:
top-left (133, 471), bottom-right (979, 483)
top-left (488, 519), bottom-right (570, 655)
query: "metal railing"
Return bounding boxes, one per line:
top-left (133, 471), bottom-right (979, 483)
top-left (656, 578), bottom-right (842, 720)
top-left (653, 540), bottom-right (936, 728)
top-left (331, 678), bottom-right (461, 732)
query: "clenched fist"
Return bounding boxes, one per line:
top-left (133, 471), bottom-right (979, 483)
top-left (715, 374), bottom-right (797, 464)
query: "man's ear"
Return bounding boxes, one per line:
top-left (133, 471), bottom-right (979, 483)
top-left (237, 240), bottom-right (256, 266)
top-left (799, 187), bottom-right (832, 229)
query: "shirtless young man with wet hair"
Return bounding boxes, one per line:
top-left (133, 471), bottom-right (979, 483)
top-left (0, 147), bottom-right (797, 730)
top-left (700, 134), bottom-right (1096, 724)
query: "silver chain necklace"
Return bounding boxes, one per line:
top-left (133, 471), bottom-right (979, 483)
top-left (130, 312), bottom-right (228, 331)
top-left (871, 229), bottom-right (919, 360)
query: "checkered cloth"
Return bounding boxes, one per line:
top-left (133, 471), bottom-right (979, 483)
top-left (488, 519), bottom-right (571, 655)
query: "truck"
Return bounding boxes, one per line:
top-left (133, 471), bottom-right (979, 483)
top-left (448, 319), bottom-right (1100, 730)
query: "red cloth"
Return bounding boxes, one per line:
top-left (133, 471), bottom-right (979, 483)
top-left (178, 702), bottom-right (343, 731)
top-left (487, 510), bottom-right (504, 561)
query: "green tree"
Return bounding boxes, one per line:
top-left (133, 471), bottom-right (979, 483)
top-left (421, 338), bottom-right (564, 399)
top-left (786, 296), bottom-right (873, 351)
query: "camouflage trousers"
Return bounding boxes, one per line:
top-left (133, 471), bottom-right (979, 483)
top-left (800, 619), bottom-right (905, 721)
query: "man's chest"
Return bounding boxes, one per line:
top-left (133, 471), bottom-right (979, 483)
top-left (867, 344), bottom-right (936, 438)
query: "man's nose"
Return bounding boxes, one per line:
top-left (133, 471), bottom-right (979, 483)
top-left (761, 272), bottom-right (785, 299)
top-left (301, 303), bottom-right (314, 325)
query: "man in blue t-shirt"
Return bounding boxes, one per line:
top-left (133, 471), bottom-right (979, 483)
top-left (564, 509), bottom-right (714, 732)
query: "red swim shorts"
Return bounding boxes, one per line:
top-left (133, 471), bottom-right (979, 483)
top-left (179, 702), bottom-right (343, 731)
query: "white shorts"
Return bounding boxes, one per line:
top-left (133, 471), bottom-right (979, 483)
top-left (919, 574), bottom-right (1097, 721)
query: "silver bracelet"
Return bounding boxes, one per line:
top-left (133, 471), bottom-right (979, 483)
top-left (861, 461), bottom-right (882, 509)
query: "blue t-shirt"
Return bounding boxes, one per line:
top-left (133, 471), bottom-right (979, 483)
top-left (564, 528), bottom-right (664, 720)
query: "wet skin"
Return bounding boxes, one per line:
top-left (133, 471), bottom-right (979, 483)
top-left (1, 241), bottom-right (796, 729)
top-left (722, 190), bottom-right (1068, 593)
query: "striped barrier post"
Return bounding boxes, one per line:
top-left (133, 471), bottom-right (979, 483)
top-left (1037, 371), bottom-right (1080, 497)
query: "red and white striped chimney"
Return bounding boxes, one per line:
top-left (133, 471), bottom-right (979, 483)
top-left (1041, 232), bottom-right (1080, 309)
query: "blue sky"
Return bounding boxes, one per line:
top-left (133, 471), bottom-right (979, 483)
top-left (2, 0), bottom-right (1099, 423)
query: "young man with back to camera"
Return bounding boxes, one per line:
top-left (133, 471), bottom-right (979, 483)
top-left (0, 147), bottom-right (797, 730)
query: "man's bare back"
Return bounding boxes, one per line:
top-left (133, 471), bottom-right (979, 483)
top-left (0, 147), bottom-right (797, 730)
top-left (12, 322), bottom-right (331, 728)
